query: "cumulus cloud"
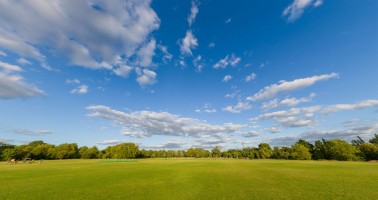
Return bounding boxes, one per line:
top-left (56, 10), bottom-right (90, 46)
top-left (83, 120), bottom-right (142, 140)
top-left (86, 105), bottom-right (247, 138)
top-left (245, 73), bottom-right (257, 82)
top-left (70, 84), bottom-right (88, 94)
top-left (113, 65), bottom-right (133, 77)
top-left (222, 75), bottom-right (232, 82)
top-left (223, 102), bottom-right (252, 113)
top-left (247, 73), bottom-right (338, 101)
top-left (187, 0), bottom-right (199, 27)
top-left (136, 68), bottom-right (157, 86)
top-left (179, 30), bottom-right (198, 56)
top-left (137, 38), bottom-right (156, 67)
top-left (252, 106), bottom-right (322, 128)
top-left (283, 0), bottom-right (323, 22)
top-left (261, 93), bottom-right (316, 110)
top-left (96, 140), bottom-right (122, 145)
top-left (269, 124), bottom-right (378, 146)
top-left (213, 54), bottom-right (241, 69)
top-left (322, 100), bottom-right (378, 114)
top-left (0, 0), bottom-right (160, 78)
top-left (12, 128), bottom-right (52, 136)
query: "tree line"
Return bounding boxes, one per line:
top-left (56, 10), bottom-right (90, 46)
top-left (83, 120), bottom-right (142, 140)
top-left (1, 134), bottom-right (377, 161)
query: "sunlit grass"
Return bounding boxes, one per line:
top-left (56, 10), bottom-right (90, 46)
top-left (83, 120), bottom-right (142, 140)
top-left (1, 159), bottom-right (377, 199)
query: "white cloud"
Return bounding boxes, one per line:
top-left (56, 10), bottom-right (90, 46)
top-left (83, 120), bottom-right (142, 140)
top-left (270, 124), bottom-right (378, 146)
top-left (0, 71), bottom-right (45, 99)
top-left (179, 30), bottom-right (198, 56)
top-left (225, 18), bottom-right (231, 24)
top-left (208, 43), bottom-right (215, 48)
top-left (223, 102), bottom-right (252, 113)
top-left (193, 55), bottom-right (204, 72)
top-left (245, 73), bottom-right (257, 82)
top-left (0, 51), bottom-right (7, 57)
top-left (252, 106), bottom-right (322, 128)
top-left (247, 73), bottom-right (338, 101)
top-left (222, 75), bottom-right (232, 82)
top-left (261, 93), bottom-right (316, 110)
top-left (12, 128), bottom-right (52, 136)
top-left (96, 140), bottom-right (122, 145)
top-left (143, 140), bottom-right (186, 149)
top-left (136, 68), bottom-right (157, 86)
top-left (241, 131), bottom-right (260, 138)
top-left (195, 103), bottom-right (217, 113)
top-left (157, 44), bottom-right (172, 63)
top-left (322, 100), bottom-right (378, 114)
top-left (86, 105), bottom-right (246, 138)
top-left (0, 61), bottom-right (23, 72)
top-left (0, 0), bottom-right (159, 72)
top-left (137, 38), bottom-right (156, 67)
top-left (65, 79), bottom-right (80, 84)
top-left (113, 65), bottom-right (133, 77)
top-left (313, 0), bottom-right (323, 7)
top-left (213, 54), bottom-right (241, 69)
top-left (187, 0), bottom-right (199, 27)
top-left (70, 84), bottom-right (88, 94)
top-left (283, 0), bottom-right (323, 22)
top-left (17, 58), bottom-right (32, 65)
top-left (265, 126), bottom-right (281, 133)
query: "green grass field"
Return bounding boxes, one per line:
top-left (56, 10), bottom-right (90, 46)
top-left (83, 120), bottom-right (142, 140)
top-left (1, 159), bottom-right (377, 199)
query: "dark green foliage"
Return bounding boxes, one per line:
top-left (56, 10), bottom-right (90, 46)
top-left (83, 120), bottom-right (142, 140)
top-left (1, 135), bottom-right (378, 161)
top-left (369, 134), bottom-right (378, 144)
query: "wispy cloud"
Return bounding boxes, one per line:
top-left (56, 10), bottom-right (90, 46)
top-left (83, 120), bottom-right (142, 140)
top-left (97, 140), bottom-right (122, 145)
top-left (12, 128), bottom-right (52, 136)
top-left (0, 71), bottom-right (45, 99)
top-left (322, 100), bottom-right (378, 114)
top-left (213, 54), bottom-right (241, 69)
top-left (223, 102), bottom-right (252, 113)
top-left (188, 0), bottom-right (199, 27)
top-left (283, 0), bottom-right (323, 22)
top-left (247, 73), bottom-right (338, 101)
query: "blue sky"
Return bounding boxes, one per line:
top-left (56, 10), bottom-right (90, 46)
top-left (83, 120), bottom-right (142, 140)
top-left (1, 0), bottom-right (378, 150)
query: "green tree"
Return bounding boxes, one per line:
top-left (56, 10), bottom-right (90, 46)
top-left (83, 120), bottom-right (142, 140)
top-left (1, 148), bottom-right (16, 160)
top-left (359, 143), bottom-right (378, 161)
top-left (211, 146), bottom-right (221, 158)
top-left (54, 143), bottom-right (79, 159)
top-left (369, 134), bottom-right (378, 144)
top-left (31, 144), bottom-right (55, 159)
top-left (326, 139), bottom-right (359, 161)
top-left (291, 143), bottom-right (312, 160)
top-left (258, 143), bottom-right (273, 159)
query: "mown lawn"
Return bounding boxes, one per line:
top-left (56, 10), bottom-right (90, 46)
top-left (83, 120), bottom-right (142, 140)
top-left (1, 159), bottom-right (377, 199)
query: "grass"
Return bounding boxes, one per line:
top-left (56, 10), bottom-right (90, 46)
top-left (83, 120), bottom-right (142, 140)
top-left (1, 159), bottom-right (377, 199)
